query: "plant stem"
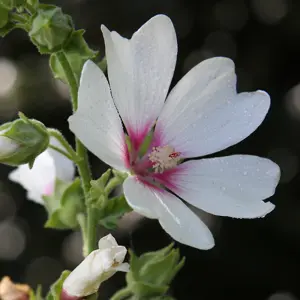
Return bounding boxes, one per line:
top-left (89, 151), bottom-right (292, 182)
top-left (56, 51), bottom-right (97, 255)
top-left (48, 144), bottom-right (73, 161)
top-left (110, 288), bottom-right (132, 300)
top-left (48, 128), bottom-right (79, 161)
top-left (55, 51), bottom-right (78, 110)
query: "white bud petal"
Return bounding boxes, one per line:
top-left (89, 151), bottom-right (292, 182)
top-left (0, 136), bottom-right (18, 158)
top-left (62, 234), bottom-right (128, 299)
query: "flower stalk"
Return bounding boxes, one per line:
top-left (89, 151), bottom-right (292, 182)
top-left (55, 50), bottom-right (96, 254)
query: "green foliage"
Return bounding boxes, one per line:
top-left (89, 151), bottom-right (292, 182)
top-left (0, 112), bottom-right (49, 167)
top-left (88, 169), bottom-right (131, 229)
top-left (43, 178), bottom-right (85, 229)
top-left (50, 30), bottom-right (98, 84)
top-left (46, 270), bottom-right (70, 300)
top-left (125, 244), bottom-right (185, 298)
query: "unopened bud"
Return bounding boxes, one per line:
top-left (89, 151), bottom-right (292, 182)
top-left (0, 113), bottom-right (49, 166)
top-left (29, 4), bottom-right (73, 53)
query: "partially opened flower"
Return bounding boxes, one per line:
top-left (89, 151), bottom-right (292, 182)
top-left (62, 234), bottom-right (129, 299)
top-left (9, 137), bottom-right (75, 204)
top-left (69, 15), bottom-right (280, 250)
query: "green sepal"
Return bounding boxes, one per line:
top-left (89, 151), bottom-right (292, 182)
top-left (0, 112), bottom-right (49, 167)
top-left (98, 195), bottom-right (132, 229)
top-left (138, 127), bottom-right (154, 158)
top-left (125, 244), bottom-right (185, 298)
top-left (43, 178), bottom-right (85, 230)
top-left (29, 4), bottom-right (73, 54)
top-left (29, 285), bottom-right (43, 300)
top-left (50, 30), bottom-right (98, 84)
top-left (46, 270), bottom-right (70, 300)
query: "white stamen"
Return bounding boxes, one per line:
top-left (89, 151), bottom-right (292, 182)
top-left (148, 145), bottom-right (181, 173)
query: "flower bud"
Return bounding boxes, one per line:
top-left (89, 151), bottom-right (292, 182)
top-left (29, 5), bottom-right (73, 53)
top-left (62, 234), bottom-right (129, 299)
top-left (0, 113), bottom-right (49, 166)
top-left (0, 276), bottom-right (31, 300)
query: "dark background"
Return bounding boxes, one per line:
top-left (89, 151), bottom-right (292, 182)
top-left (0, 0), bottom-right (299, 299)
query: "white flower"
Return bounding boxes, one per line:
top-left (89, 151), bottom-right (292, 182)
top-left (8, 137), bottom-right (75, 204)
top-left (62, 234), bottom-right (129, 299)
top-left (69, 15), bottom-right (281, 250)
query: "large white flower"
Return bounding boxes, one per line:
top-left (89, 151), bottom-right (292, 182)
top-left (69, 15), bottom-right (280, 250)
top-left (9, 137), bottom-right (75, 204)
top-left (62, 234), bottom-right (129, 299)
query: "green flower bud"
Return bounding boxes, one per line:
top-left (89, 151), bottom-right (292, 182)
top-left (0, 113), bottom-right (49, 166)
top-left (29, 4), bottom-right (73, 53)
top-left (125, 244), bottom-right (185, 298)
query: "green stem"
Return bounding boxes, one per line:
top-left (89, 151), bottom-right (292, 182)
top-left (49, 144), bottom-right (73, 161)
top-left (48, 128), bottom-right (79, 161)
top-left (56, 51), bottom-right (97, 255)
top-left (110, 288), bottom-right (132, 300)
top-left (55, 51), bottom-right (78, 110)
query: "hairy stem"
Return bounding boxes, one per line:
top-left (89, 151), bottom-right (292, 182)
top-left (56, 51), bottom-right (97, 255)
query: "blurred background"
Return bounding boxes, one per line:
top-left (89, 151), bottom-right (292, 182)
top-left (0, 0), bottom-right (299, 299)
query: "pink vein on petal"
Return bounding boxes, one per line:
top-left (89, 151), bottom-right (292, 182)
top-left (152, 163), bottom-right (190, 194)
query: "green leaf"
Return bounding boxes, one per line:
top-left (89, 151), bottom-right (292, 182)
top-left (46, 270), bottom-right (70, 300)
top-left (44, 178), bottom-right (85, 230)
top-left (98, 195), bottom-right (132, 229)
top-left (50, 30), bottom-right (97, 84)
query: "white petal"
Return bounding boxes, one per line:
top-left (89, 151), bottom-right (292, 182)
top-left (115, 262), bottom-right (130, 272)
top-left (48, 137), bottom-right (75, 182)
top-left (98, 233), bottom-right (118, 250)
top-left (155, 57), bottom-right (270, 157)
top-left (63, 238), bottom-right (128, 298)
top-left (123, 176), bottom-right (215, 250)
top-left (168, 155), bottom-right (280, 218)
top-left (63, 249), bottom-right (111, 297)
top-left (68, 60), bottom-right (127, 171)
top-left (101, 15), bottom-right (177, 150)
top-left (8, 150), bottom-right (56, 204)
top-left (0, 136), bottom-right (18, 158)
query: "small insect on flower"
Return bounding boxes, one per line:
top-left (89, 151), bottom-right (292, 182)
top-left (9, 137), bottom-right (75, 205)
top-left (69, 15), bottom-right (281, 250)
